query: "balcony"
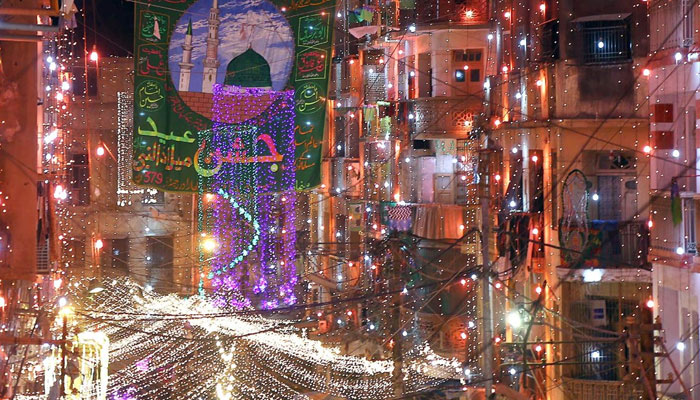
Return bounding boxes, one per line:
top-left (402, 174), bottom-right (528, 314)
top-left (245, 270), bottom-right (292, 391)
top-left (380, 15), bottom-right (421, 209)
top-left (559, 221), bottom-right (649, 269)
top-left (411, 96), bottom-right (484, 139)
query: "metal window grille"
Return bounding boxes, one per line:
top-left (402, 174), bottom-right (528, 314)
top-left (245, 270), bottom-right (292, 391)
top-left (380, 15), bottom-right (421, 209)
top-left (682, 0), bottom-right (694, 47)
top-left (363, 69), bottom-right (386, 103)
top-left (581, 20), bottom-right (631, 64)
top-left (684, 199), bottom-right (697, 254)
top-left (36, 238), bottom-right (49, 274)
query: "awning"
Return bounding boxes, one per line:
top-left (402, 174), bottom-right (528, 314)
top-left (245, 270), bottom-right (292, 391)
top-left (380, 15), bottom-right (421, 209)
top-left (349, 25), bottom-right (379, 38)
top-left (572, 13), bottom-right (631, 23)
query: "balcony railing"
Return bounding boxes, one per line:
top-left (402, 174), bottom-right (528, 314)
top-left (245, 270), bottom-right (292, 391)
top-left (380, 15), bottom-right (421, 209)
top-left (562, 377), bottom-right (643, 400)
top-left (410, 96), bottom-right (485, 139)
top-left (559, 220), bottom-right (649, 269)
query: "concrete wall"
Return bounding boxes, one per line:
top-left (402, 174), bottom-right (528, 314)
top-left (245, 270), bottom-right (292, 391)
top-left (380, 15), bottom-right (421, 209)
top-left (0, 28), bottom-right (39, 280)
top-left (652, 264), bottom-right (700, 396)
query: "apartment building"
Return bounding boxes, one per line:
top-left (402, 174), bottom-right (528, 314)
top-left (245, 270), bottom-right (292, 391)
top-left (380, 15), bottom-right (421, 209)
top-left (647, 0), bottom-right (700, 396)
top-left (489, 0), bottom-right (654, 398)
top-left (307, 0), bottom-right (492, 381)
top-left (57, 57), bottom-right (196, 294)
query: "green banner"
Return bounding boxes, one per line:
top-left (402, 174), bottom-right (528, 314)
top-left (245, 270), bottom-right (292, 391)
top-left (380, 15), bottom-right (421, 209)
top-left (133, 0), bottom-right (333, 192)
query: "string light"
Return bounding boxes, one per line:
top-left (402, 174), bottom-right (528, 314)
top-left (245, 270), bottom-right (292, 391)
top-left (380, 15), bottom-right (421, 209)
top-left (61, 278), bottom-right (465, 399)
top-left (200, 85), bottom-right (296, 307)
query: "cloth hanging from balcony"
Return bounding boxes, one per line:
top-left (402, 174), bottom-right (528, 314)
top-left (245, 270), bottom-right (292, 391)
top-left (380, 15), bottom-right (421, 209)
top-left (363, 105), bottom-right (376, 122)
top-left (363, 105), bottom-right (378, 136)
top-left (387, 205), bottom-right (412, 231)
top-left (671, 178), bottom-right (682, 225)
top-left (413, 204), bottom-right (465, 239)
top-left (380, 116), bottom-right (392, 136)
top-left (380, 202), bottom-right (412, 231)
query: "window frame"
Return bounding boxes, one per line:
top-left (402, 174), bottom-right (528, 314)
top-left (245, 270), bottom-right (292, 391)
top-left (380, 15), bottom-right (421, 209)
top-left (579, 18), bottom-right (632, 64)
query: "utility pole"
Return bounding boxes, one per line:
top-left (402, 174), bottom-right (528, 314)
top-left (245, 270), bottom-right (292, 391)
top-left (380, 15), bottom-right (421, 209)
top-left (60, 314), bottom-right (67, 399)
top-left (481, 0), bottom-right (501, 394)
top-left (480, 151), bottom-right (494, 398)
top-left (390, 237), bottom-right (404, 398)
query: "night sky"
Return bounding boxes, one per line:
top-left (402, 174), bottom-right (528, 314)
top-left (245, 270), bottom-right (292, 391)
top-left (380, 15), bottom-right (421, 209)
top-left (75, 0), bottom-right (134, 58)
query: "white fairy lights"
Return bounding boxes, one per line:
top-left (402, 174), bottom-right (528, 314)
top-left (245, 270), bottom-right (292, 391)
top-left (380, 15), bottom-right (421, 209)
top-left (67, 278), bottom-right (464, 399)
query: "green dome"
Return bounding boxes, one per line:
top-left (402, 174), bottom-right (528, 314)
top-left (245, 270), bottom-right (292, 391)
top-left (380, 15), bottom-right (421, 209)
top-left (224, 48), bottom-right (272, 88)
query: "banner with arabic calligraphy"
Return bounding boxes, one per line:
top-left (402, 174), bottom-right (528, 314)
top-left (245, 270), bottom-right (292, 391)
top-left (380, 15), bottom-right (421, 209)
top-left (133, 0), bottom-right (334, 192)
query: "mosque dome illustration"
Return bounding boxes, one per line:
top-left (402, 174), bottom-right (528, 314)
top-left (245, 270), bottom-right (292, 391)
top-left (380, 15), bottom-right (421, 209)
top-left (224, 47), bottom-right (272, 89)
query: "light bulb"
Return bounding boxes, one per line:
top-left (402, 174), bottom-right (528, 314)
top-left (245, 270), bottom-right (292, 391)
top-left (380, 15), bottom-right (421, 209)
top-left (507, 311), bottom-right (521, 328)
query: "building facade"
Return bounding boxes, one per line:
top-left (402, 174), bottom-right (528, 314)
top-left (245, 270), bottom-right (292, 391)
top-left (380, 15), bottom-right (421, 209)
top-left (58, 57), bottom-right (197, 294)
top-left (647, 0), bottom-right (700, 396)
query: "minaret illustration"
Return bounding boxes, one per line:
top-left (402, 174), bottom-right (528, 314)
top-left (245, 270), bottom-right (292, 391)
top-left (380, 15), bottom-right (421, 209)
top-left (178, 19), bottom-right (194, 91)
top-left (201, 0), bottom-right (221, 93)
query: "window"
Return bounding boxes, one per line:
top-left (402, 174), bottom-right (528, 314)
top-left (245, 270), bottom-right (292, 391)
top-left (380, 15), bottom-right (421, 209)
top-left (417, 53), bottom-right (432, 97)
top-left (580, 19), bottom-right (631, 64)
top-left (147, 236), bottom-right (174, 292)
top-left (540, 20), bottom-right (559, 60)
top-left (596, 152), bottom-right (635, 170)
top-left (111, 238), bottom-right (130, 273)
top-left (455, 69), bottom-right (466, 82)
top-left (98, 238), bottom-right (130, 274)
top-left (684, 199), bottom-right (696, 254)
top-left (363, 49), bottom-right (384, 65)
top-left (651, 0), bottom-right (693, 50)
top-left (347, 114), bottom-right (360, 158)
top-left (453, 49), bottom-right (482, 62)
top-left (529, 150), bottom-right (544, 213)
top-left (413, 139), bottom-right (430, 150)
top-left (682, 0), bottom-right (694, 47)
top-left (504, 151), bottom-right (524, 211)
top-left (469, 69), bottom-right (480, 82)
top-left (70, 154), bottom-right (90, 206)
top-left (334, 116), bottom-right (346, 156)
top-left (66, 239), bottom-right (85, 268)
top-left (597, 176), bottom-right (622, 220)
